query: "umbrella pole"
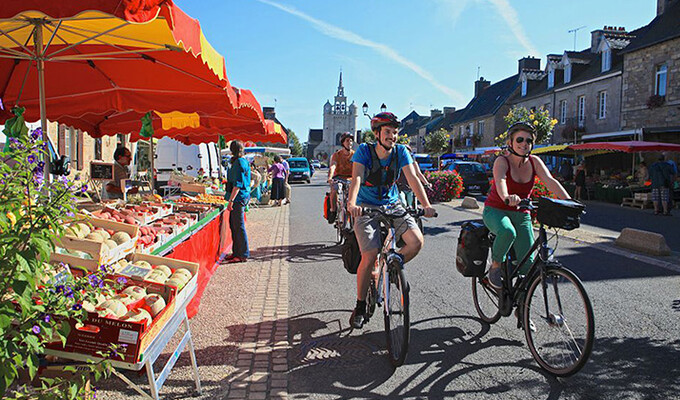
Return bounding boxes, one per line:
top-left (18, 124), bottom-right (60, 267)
top-left (34, 22), bottom-right (50, 180)
top-left (149, 138), bottom-right (155, 194)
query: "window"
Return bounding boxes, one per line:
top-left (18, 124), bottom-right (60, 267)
top-left (521, 76), bottom-right (527, 96)
top-left (655, 64), bottom-right (667, 96)
top-left (560, 100), bottom-right (567, 124)
top-left (468, 123), bottom-right (474, 135)
top-left (548, 68), bottom-right (555, 88)
top-left (577, 96), bottom-right (586, 125)
top-left (459, 126), bottom-right (463, 136)
top-left (477, 120), bottom-right (485, 136)
top-left (598, 91), bottom-right (607, 119)
top-left (94, 137), bottom-right (102, 160)
top-left (564, 63), bottom-right (572, 84)
top-left (601, 49), bottom-right (611, 72)
top-left (63, 126), bottom-right (72, 157)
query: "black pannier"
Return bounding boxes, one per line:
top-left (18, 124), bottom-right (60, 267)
top-left (536, 197), bottom-right (585, 231)
top-left (341, 230), bottom-right (361, 274)
top-left (456, 221), bottom-right (490, 277)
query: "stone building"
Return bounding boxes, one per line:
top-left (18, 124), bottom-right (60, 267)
top-left (312, 72), bottom-right (357, 162)
top-left (621, 0), bottom-right (680, 144)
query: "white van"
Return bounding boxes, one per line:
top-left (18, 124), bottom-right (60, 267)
top-left (145, 137), bottom-right (224, 184)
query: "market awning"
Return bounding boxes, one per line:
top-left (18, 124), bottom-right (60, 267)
top-left (569, 141), bottom-right (680, 153)
top-left (532, 144), bottom-right (571, 155)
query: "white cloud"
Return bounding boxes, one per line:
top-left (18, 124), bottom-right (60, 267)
top-left (256, 0), bottom-right (466, 104)
top-left (486, 0), bottom-right (539, 57)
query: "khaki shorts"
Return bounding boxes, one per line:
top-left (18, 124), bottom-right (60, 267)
top-left (353, 204), bottom-right (419, 252)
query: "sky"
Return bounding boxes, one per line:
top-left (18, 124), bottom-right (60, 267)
top-left (175, 0), bottom-right (656, 143)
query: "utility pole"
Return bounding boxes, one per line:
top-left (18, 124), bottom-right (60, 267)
top-left (568, 25), bottom-right (587, 51)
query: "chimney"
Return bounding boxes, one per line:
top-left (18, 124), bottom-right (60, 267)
top-left (263, 106), bottom-right (276, 120)
top-left (591, 28), bottom-right (605, 52)
top-left (443, 106), bottom-right (456, 116)
top-left (430, 109), bottom-right (443, 118)
top-left (518, 56), bottom-right (540, 75)
top-left (474, 77), bottom-right (491, 97)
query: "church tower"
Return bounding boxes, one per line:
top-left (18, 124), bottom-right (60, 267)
top-left (316, 72), bottom-right (357, 162)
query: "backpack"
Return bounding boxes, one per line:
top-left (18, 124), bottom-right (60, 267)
top-left (456, 221), bottom-right (490, 277)
top-left (323, 192), bottom-right (331, 220)
top-left (341, 230), bottom-right (361, 274)
top-left (363, 144), bottom-right (401, 200)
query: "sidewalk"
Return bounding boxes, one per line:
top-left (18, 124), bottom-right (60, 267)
top-left (96, 204), bottom-right (290, 400)
top-left (443, 198), bottom-right (680, 272)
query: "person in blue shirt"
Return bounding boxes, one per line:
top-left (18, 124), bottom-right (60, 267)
top-left (225, 140), bottom-right (251, 263)
top-left (346, 112), bottom-right (436, 329)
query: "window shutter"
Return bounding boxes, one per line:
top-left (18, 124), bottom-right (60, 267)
top-left (58, 125), bottom-right (65, 155)
top-left (77, 130), bottom-right (84, 170)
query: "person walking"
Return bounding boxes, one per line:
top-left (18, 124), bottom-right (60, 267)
top-left (574, 161), bottom-right (586, 201)
top-left (282, 157), bottom-right (292, 205)
top-left (268, 155), bottom-right (286, 206)
top-left (225, 140), bottom-right (251, 264)
top-left (649, 154), bottom-right (673, 216)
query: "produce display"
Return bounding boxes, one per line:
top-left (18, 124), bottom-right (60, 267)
top-left (175, 194), bottom-right (226, 205)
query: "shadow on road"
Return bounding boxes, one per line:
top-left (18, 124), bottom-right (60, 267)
top-left (249, 241), bottom-right (341, 264)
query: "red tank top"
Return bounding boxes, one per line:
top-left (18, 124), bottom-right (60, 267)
top-left (485, 156), bottom-right (536, 213)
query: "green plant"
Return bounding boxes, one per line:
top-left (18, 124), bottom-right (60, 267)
top-left (496, 107), bottom-right (557, 146)
top-left (361, 128), bottom-right (375, 144)
top-left (0, 129), bottom-right (118, 399)
top-left (424, 170), bottom-right (464, 202)
top-left (425, 128), bottom-right (450, 154)
top-left (287, 129), bottom-right (303, 157)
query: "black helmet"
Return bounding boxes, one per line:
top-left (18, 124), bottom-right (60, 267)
top-left (507, 121), bottom-right (537, 139)
top-left (371, 112), bottom-right (400, 133)
top-left (340, 132), bottom-right (354, 144)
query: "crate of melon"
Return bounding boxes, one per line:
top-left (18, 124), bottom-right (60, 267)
top-left (52, 215), bottom-right (139, 268)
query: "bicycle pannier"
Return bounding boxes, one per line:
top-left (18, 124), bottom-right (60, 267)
top-left (456, 221), bottom-right (490, 277)
top-left (323, 192), bottom-right (331, 221)
top-left (341, 230), bottom-right (361, 274)
top-left (536, 197), bottom-right (585, 231)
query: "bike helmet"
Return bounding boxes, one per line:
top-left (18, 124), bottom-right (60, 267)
top-left (507, 121), bottom-right (537, 139)
top-left (340, 132), bottom-right (354, 144)
top-left (371, 112), bottom-right (400, 133)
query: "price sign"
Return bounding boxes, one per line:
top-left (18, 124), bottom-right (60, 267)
top-left (90, 162), bottom-right (114, 181)
top-left (117, 264), bottom-right (152, 280)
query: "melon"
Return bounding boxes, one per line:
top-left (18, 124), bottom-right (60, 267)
top-left (145, 273), bottom-right (166, 284)
top-left (104, 239), bottom-right (118, 250)
top-left (97, 229), bottom-right (111, 240)
top-left (111, 232), bottom-right (132, 245)
top-left (122, 308), bottom-right (153, 326)
top-left (169, 272), bottom-right (191, 285)
top-left (144, 294), bottom-right (166, 317)
top-left (76, 223), bottom-right (91, 239)
top-left (98, 299), bottom-right (127, 317)
top-left (122, 286), bottom-right (147, 300)
top-left (165, 277), bottom-right (186, 290)
top-left (173, 268), bottom-right (193, 280)
top-left (154, 265), bottom-right (172, 277)
top-left (113, 293), bottom-right (136, 306)
top-left (86, 232), bottom-right (105, 243)
top-left (136, 260), bottom-right (152, 269)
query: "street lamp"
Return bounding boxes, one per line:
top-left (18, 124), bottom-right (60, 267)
top-left (362, 102), bottom-right (388, 121)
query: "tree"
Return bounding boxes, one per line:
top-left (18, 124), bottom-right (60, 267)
top-left (425, 128), bottom-right (450, 154)
top-left (361, 128), bottom-right (375, 144)
top-left (288, 129), bottom-right (303, 157)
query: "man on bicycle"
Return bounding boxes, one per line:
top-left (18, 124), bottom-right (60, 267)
top-left (346, 112), bottom-right (436, 329)
top-left (327, 132), bottom-right (355, 224)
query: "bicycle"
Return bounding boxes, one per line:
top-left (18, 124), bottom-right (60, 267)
top-left (361, 205), bottom-right (437, 367)
top-left (471, 197), bottom-right (594, 377)
top-left (332, 177), bottom-right (352, 244)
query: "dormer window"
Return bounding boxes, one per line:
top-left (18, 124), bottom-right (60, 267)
top-left (521, 76), bottom-right (528, 97)
top-left (548, 68), bottom-right (555, 89)
top-left (602, 49), bottom-right (611, 72)
top-left (564, 63), bottom-right (572, 84)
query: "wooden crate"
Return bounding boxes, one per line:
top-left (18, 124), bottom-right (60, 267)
top-left (621, 197), bottom-right (654, 209)
top-left (180, 182), bottom-right (206, 194)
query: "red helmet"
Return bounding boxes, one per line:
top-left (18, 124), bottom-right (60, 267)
top-left (370, 112), bottom-right (400, 132)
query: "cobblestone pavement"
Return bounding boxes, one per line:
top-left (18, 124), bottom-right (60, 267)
top-left (96, 204), bottom-right (290, 400)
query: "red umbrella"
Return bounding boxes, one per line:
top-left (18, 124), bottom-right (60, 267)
top-left (569, 141), bottom-right (680, 153)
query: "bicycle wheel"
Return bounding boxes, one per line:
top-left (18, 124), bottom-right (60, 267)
top-left (383, 263), bottom-right (410, 367)
top-left (471, 252), bottom-right (501, 324)
top-left (523, 264), bottom-right (594, 377)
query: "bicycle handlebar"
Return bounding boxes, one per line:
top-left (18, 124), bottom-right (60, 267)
top-left (362, 207), bottom-right (438, 218)
top-left (504, 197), bottom-right (534, 211)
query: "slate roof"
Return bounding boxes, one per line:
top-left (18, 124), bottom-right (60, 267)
top-left (622, 1), bottom-right (680, 54)
top-left (457, 74), bottom-right (519, 122)
top-left (399, 111), bottom-right (427, 137)
top-left (430, 109), bottom-right (466, 131)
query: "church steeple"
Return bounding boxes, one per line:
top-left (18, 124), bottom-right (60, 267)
top-left (337, 71), bottom-right (344, 97)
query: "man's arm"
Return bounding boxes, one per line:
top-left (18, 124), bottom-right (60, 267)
top-left (403, 164), bottom-right (432, 209)
top-left (347, 162), bottom-right (364, 218)
top-left (327, 153), bottom-right (337, 182)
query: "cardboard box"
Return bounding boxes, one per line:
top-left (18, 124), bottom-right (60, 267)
top-left (127, 253), bottom-right (199, 311)
top-left (180, 182), bottom-right (206, 194)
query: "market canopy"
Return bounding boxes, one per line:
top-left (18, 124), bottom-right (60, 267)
top-left (0, 0), bottom-right (240, 125)
top-left (569, 141), bottom-right (680, 153)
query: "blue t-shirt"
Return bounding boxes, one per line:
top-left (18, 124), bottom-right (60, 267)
top-left (227, 157), bottom-right (251, 204)
top-left (352, 143), bottom-right (413, 206)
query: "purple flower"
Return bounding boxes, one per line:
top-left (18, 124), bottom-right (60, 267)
top-left (27, 154), bottom-right (36, 164)
top-left (116, 277), bottom-right (127, 285)
top-left (87, 275), bottom-right (101, 288)
top-left (32, 325), bottom-right (40, 334)
top-left (43, 314), bottom-right (51, 323)
top-left (66, 211), bottom-right (75, 217)
top-left (80, 184), bottom-right (88, 193)
top-left (72, 303), bottom-right (82, 311)
top-left (58, 176), bottom-right (69, 185)
top-left (55, 285), bottom-right (64, 294)
top-left (30, 128), bottom-right (42, 141)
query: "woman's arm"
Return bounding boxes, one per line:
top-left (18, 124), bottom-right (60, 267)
top-left (493, 157), bottom-right (512, 202)
top-left (532, 156), bottom-right (571, 199)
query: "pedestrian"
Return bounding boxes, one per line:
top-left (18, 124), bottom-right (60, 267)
top-left (268, 155), bottom-right (286, 206)
top-left (649, 154), bottom-right (673, 216)
top-left (104, 146), bottom-right (139, 200)
top-left (281, 157), bottom-right (292, 205)
top-left (250, 161), bottom-right (262, 203)
top-left (574, 161), bottom-right (586, 200)
top-left (484, 122), bottom-right (571, 289)
top-left (225, 140), bottom-right (251, 263)
top-left (636, 161), bottom-right (649, 185)
top-left (559, 159), bottom-right (573, 182)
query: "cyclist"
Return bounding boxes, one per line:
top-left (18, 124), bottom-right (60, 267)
top-left (396, 145), bottom-right (431, 209)
top-left (326, 132), bottom-right (355, 223)
top-left (347, 112), bottom-right (436, 329)
top-left (483, 121), bottom-right (571, 289)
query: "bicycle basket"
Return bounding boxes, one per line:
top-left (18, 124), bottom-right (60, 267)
top-left (456, 221), bottom-right (490, 277)
top-left (536, 197), bottom-right (585, 230)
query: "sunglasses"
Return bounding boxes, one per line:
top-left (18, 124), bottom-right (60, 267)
top-left (515, 136), bottom-right (534, 145)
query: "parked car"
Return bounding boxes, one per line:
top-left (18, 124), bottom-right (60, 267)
top-left (287, 157), bottom-right (312, 183)
top-left (446, 161), bottom-right (490, 195)
top-left (310, 159), bottom-right (322, 169)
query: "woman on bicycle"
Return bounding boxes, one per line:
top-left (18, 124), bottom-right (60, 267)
top-left (484, 122), bottom-right (571, 289)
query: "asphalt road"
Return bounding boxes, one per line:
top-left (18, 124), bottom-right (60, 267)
top-left (286, 172), bottom-right (680, 400)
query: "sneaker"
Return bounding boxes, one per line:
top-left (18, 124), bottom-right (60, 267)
top-left (328, 210), bottom-right (337, 224)
top-left (487, 267), bottom-right (502, 290)
top-left (350, 309), bottom-right (365, 329)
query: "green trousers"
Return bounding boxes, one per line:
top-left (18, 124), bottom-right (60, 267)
top-left (482, 206), bottom-right (535, 274)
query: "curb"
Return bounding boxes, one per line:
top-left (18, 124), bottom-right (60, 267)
top-left (439, 199), bottom-right (680, 272)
